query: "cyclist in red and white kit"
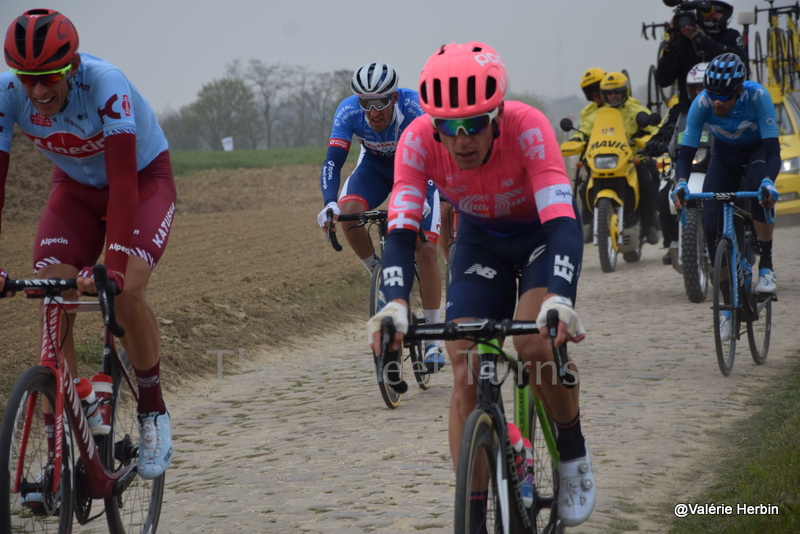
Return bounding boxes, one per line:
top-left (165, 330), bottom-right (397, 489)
top-left (368, 42), bottom-right (596, 527)
top-left (0, 9), bottom-right (174, 480)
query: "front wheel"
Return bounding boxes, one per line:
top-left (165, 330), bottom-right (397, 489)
top-left (0, 366), bottom-right (74, 534)
top-left (454, 410), bottom-right (505, 534)
top-left (712, 239), bottom-right (737, 376)
top-left (104, 350), bottom-right (165, 534)
top-left (595, 198), bottom-right (618, 273)
top-left (681, 207), bottom-right (709, 303)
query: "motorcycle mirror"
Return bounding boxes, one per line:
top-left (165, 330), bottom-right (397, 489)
top-left (737, 11), bottom-right (755, 26)
top-left (662, 0), bottom-right (681, 6)
top-left (648, 112), bottom-right (662, 126)
top-left (559, 118), bottom-right (575, 132)
top-left (635, 111), bottom-right (652, 129)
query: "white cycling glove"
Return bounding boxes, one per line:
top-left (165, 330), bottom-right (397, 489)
top-left (536, 296), bottom-right (585, 339)
top-left (317, 201), bottom-right (339, 227)
top-left (367, 302), bottom-right (409, 342)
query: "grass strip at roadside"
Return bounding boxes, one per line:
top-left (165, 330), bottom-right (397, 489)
top-left (170, 147), bottom-right (359, 177)
top-left (669, 355), bottom-right (800, 533)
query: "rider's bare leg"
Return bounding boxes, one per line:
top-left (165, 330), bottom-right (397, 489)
top-left (338, 199), bottom-right (376, 268)
top-left (415, 238), bottom-right (442, 312)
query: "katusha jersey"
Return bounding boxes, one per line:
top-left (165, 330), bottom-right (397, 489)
top-left (0, 53), bottom-right (168, 187)
top-left (390, 101), bottom-right (576, 238)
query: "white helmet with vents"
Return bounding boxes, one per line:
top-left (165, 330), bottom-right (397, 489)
top-left (350, 62), bottom-right (399, 97)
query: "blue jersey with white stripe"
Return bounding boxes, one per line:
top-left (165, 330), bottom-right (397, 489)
top-left (0, 53), bottom-right (168, 188)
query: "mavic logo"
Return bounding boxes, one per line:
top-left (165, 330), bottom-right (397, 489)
top-left (464, 264), bottom-right (497, 279)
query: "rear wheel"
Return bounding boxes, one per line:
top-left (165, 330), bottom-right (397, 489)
top-left (596, 198), bottom-right (618, 273)
top-left (454, 410), bottom-right (505, 534)
top-left (104, 350), bottom-right (165, 534)
top-left (408, 266), bottom-right (432, 390)
top-left (747, 294), bottom-right (772, 366)
top-left (785, 29), bottom-right (796, 90)
top-left (369, 263), bottom-right (384, 317)
top-left (712, 239), bottom-right (737, 376)
top-left (0, 366), bottom-right (74, 534)
top-left (681, 207), bottom-right (709, 303)
top-left (769, 28), bottom-right (785, 88)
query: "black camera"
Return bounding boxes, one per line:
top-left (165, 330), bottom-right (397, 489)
top-left (663, 0), bottom-right (712, 31)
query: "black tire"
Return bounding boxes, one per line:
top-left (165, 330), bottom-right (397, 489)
top-left (712, 239), bottom-right (737, 376)
top-left (785, 29), bottom-right (796, 91)
top-left (104, 350), bottom-right (164, 534)
top-left (454, 410), bottom-right (507, 534)
top-left (646, 64), bottom-right (661, 115)
top-left (0, 366), bottom-right (74, 534)
top-left (595, 198), bottom-right (618, 273)
top-left (369, 263), bottom-right (384, 317)
top-left (408, 266), bottom-right (432, 390)
top-left (681, 207), bottom-right (709, 303)
top-left (747, 295), bottom-right (772, 366)
top-left (769, 28), bottom-right (784, 88)
top-left (754, 32), bottom-right (765, 85)
top-left (528, 399), bottom-right (563, 534)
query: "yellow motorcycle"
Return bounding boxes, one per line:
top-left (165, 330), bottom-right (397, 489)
top-left (560, 108), bottom-right (660, 273)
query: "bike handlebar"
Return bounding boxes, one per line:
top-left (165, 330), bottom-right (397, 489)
top-left (383, 311), bottom-right (575, 389)
top-left (0, 265), bottom-right (125, 338)
top-left (678, 189), bottom-right (775, 225)
top-left (326, 208), bottom-right (428, 252)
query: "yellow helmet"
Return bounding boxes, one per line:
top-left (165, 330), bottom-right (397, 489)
top-left (580, 68), bottom-right (605, 101)
top-left (600, 71), bottom-right (629, 107)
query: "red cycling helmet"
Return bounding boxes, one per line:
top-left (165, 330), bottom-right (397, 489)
top-left (418, 41), bottom-right (507, 119)
top-left (4, 9), bottom-right (79, 71)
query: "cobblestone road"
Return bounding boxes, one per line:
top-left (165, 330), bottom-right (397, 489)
top-left (155, 219), bottom-right (800, 534)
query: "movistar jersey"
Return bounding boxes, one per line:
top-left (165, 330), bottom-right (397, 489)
top-left (0, 53), bottom-right (168, 188)
top-left (682, 81), bottom-right (778, 148)
top-left (677, 81), bottom-right (779, 180)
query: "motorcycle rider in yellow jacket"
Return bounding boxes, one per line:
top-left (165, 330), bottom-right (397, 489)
top-left (581, 71), bottom-right (661, 245)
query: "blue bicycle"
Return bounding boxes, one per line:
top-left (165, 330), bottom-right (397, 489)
top-left (681, 190), bottom-right (777, 376)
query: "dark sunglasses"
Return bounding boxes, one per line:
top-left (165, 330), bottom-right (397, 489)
top-left (431, 108), bottom-right (499, 137)
top-left (706, 91), bottom-right (735, 102)
top-left (358, 96), bottom-right (392, 111)
top-left (12, 64), bottom-right (72, 88)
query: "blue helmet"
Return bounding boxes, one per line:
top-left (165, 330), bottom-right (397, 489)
top-left (704, 53), bottom-right (746, 94)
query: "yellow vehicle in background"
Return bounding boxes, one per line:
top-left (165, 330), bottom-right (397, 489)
top-left (772, 88), bottom-right (800, 213)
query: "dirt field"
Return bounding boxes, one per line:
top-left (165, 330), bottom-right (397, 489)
top-left (2, 131), bottom-right (800, 532)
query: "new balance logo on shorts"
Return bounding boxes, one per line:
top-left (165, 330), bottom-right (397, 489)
top-left (464, 264), bottom-right (497, 279)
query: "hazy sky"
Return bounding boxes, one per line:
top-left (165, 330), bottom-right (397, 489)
top-left (2, 0), bottom-right (771, 114)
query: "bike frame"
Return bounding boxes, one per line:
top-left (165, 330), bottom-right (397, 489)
top-left (682, 191), bottom-right (770, 312)
top-left (13, 292), bottom-right (137, 501)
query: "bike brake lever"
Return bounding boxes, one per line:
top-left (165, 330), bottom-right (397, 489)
top-left (546, 309), bottom-right (575, 389)
top-left (326, 208), bottom-right (343, 252)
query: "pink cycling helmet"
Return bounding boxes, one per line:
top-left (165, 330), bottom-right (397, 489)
top-left (418, 41), bottom-right (507, 119)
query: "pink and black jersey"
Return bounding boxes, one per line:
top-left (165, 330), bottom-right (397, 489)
top-left (389, 101), bottom-right (575, 238)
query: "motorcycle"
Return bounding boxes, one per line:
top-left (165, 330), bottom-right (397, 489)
top-left (659, 112), bottom-right (712, 303)
top-left (560, 108), bottom-right (661, 273)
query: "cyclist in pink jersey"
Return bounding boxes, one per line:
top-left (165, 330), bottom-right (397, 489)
top-left (0, 9), bottom-right (174, 480)
top-left (368, 42), bottom-right (595, 528)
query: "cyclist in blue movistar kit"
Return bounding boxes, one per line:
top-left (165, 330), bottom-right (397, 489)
top-left (0, 9), bottom-right (174, 481)
top-left (317, 62), bottom-right (445, 368)
top-left (672, 53), bottom-right (780, 339)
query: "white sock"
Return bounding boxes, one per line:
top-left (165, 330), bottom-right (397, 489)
top-left (423, 309), bottom-right (441, 348)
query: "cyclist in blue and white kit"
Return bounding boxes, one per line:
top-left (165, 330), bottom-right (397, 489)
top-left (0, 9), bottom-right (174, 481)
top-left (672, 53), bottom-right (780, 340)
top-left (317, 62), bottom-right (445, 368)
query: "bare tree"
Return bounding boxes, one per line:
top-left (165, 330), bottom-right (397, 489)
top-left (186, 77), bottom-right (259, 150)
top-left (228, 59), bottom-right (297, 149)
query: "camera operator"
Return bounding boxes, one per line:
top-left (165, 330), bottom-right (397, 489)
top-left (655, 1), bottom-right (745, 103)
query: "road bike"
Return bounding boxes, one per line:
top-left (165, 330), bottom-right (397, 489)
top-left (0, 265), bottom-right (164, 533)
top-left (326, 209), bottom-right (432, 408)
top-left (750, 1), bottom-right (800, 90)
top-left (680, 191), bottom-right (777, 376)
top-left (381, 310), bottom-right (572, 533)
